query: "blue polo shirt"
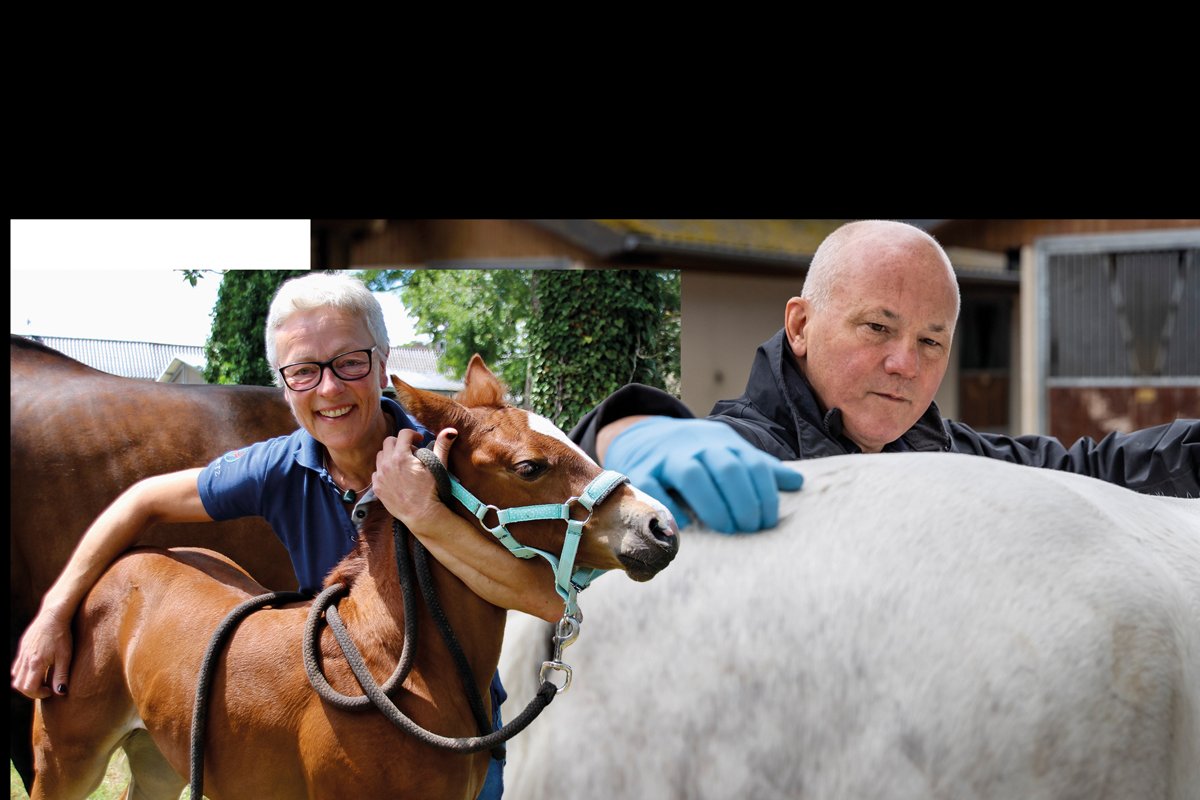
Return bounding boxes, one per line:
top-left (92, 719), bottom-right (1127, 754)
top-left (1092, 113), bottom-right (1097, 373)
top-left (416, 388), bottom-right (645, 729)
top-left (197, 396), bottom-right (431, 594)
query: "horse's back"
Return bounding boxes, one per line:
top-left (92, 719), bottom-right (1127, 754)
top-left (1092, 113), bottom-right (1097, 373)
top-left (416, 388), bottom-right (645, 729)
top-left (80, 546), bottom-right (272, 641)
top-left (10, 339), bottom-right (299, 623)
top-left (502, 453), bottom-right (1200, 800)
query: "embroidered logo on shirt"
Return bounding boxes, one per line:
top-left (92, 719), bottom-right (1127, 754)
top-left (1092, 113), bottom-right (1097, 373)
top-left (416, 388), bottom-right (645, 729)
top-left (223, 449), bottom-right (246, 463)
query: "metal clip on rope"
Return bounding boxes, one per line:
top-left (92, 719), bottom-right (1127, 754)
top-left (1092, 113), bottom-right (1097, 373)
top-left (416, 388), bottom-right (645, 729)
top-left (539, 614), bottom-right (581, 694)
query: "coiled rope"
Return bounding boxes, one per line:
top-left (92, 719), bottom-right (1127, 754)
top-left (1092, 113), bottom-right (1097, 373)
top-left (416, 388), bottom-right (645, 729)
top-left (188, 449), bottom-right (559, 799)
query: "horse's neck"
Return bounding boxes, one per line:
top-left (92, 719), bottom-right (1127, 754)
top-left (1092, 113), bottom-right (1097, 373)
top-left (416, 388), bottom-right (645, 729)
top-left (333, 522), bottom-right (508, 696)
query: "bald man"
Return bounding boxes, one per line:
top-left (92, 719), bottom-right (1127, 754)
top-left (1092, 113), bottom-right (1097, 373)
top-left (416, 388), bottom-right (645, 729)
top-left (570, 220), bottom-right (1199, 532)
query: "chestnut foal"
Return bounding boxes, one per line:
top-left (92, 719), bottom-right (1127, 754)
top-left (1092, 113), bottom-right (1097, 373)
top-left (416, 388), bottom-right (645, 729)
top-left (31, 358), bottom-right (679, 799)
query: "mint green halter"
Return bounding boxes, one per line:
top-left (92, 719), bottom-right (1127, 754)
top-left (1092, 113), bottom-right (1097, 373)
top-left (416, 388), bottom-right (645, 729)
top-left (447, 469), bottom-right (630, 616)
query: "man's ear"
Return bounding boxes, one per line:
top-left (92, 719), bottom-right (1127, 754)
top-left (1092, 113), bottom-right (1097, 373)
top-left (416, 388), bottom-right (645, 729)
top-left (784, 297), bottom-right (811, 359)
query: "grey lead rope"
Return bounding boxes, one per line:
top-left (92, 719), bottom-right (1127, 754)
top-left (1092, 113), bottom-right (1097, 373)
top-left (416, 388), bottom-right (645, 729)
top-left (316, 524), bottom-right (559, 753)
top-left (302, 518), bottom-right (500, 752)
top-left (304, 449), bottom-right (561, 754)
top-left (332, 605), bottom-right (559, 752)
top-left (409, 449), bottom-right (500, 746)
top-left (300, 522), bottom-right (421, 710)
top-left (189, 591), bottom-right (306, 800)
top-left (301, 447), bottom-right (495, 746)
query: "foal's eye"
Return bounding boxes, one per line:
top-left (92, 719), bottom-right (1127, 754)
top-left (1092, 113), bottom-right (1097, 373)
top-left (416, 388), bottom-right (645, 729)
top-left (513, 461), bottom-right (548, 480)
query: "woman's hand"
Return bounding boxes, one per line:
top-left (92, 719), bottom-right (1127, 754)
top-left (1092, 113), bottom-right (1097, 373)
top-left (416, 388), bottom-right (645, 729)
top-left (11, 608), bottom-right (74, 700)
top-left (373, 427), bottom-right (459, 528)
top-left (373, 426), bottom-right (562, 622)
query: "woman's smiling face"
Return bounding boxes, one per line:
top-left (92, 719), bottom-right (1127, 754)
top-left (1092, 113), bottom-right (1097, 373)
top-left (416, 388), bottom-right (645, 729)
top-left (274, 306), bottom-right (388, 453)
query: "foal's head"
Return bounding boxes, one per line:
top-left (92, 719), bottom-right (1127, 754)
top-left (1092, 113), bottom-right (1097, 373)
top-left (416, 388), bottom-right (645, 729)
top-left (392, 355), bottom-right (679, 584)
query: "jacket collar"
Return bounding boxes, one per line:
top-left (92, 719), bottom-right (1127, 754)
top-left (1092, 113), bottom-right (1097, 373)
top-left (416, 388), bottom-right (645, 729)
top-left (757, 329), bottom-right (951, 457)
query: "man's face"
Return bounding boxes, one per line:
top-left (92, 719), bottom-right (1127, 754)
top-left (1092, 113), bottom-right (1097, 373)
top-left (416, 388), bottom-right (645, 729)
top-left (274, 307), bottom-right (387, 454)
top-left (786, 235), bottom-right (958, 453)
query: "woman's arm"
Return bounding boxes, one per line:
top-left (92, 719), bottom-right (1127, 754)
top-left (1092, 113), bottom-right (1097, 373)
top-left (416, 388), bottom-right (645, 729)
top-left (10, 468), bottom-right (212, 698)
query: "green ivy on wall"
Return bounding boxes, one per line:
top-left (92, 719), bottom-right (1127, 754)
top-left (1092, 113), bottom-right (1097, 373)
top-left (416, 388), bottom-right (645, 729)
top-left (528, 269), bottom-right (677, 431)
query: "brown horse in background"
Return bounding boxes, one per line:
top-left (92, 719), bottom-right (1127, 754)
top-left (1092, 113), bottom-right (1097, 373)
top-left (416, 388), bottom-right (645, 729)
top-left (30, 358), bottom-right (680, 799)
top-left (10, 335), bottom-right (299, 789)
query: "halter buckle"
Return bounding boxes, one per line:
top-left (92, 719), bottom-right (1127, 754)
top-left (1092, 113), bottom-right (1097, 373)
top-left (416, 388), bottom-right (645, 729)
top-left (474, 503), bottom-right (502, 529)
top-left (562, 496), bottom-right (594, 526)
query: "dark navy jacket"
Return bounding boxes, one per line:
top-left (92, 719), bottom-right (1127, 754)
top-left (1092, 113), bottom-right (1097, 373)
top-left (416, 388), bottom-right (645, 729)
top-left (571, 329), bottom-right (1200, 497)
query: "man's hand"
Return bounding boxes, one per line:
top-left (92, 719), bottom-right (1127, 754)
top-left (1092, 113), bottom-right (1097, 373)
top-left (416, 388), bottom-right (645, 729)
top-left (603, 417), bottom-right (803, 533)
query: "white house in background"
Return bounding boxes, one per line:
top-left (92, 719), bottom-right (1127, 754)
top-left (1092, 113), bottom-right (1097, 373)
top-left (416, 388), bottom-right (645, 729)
top-left (15, 336), bottom-right (463, 395)
top-left (158, 355), bottom-right (208, 384)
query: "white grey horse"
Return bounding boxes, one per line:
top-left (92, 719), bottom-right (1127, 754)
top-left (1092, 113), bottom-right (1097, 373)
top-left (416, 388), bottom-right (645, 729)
top-left (500, 451), bottom-right (1200, 800)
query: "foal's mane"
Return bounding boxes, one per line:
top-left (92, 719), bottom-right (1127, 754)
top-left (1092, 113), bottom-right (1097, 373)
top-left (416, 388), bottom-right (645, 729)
top-left (322, 503), bottom-right (395, 589)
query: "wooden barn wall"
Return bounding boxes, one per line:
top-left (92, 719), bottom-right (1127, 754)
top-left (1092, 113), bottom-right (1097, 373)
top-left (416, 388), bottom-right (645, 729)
top-left (1049, 385), bottom-right (1199, 446)
top-left (934, 219), bottom-right (1200, 253)
top-left (345, 220), bottom-right (595, 267)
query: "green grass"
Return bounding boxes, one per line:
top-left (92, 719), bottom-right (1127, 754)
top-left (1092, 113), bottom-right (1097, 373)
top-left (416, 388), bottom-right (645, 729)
top-left (12, 752), bottom-right (133, 800)
top-left (11, 754), bottom-right (197, 799)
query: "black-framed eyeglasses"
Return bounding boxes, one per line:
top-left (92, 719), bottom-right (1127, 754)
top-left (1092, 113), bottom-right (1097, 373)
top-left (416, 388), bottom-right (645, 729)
top-left (278, 347), bottom-right (377, 391)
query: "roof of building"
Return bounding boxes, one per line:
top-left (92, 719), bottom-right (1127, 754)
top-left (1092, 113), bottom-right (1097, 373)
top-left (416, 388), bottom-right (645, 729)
top-left (15, 335), bottom-right (463, 392)
top-left (385, 345), bottom-right (463, 393)
top-left (21, 336), bottom-right (207, 381)
top-left (526, 220), bottom-right (1005, 283)
top-left (531, 219), bottom-right (844, 269)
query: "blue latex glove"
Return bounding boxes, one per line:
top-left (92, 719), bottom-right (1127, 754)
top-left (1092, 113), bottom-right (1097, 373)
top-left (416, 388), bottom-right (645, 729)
top-left (604, 416), bottom-right (804, 533)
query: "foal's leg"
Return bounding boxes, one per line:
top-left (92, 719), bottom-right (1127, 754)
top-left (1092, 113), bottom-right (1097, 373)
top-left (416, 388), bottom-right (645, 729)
top-left (120, 730), bottom-right (187, 800)
top-left (31, 583), bottom-right (147, 800)
top-left (30, 703), bottom-right (127, 800)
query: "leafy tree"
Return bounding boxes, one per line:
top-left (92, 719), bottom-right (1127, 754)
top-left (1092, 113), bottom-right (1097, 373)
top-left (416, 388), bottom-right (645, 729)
top-left (199, 269), bottom-right (308, 386)
top-left (363, 269), bottom-right (680, 430)
top-left (363, 269), bottom-right (534, 399)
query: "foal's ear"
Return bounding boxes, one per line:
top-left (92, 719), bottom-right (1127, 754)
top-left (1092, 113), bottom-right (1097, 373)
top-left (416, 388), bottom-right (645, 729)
top-left (458, 354), bottom-right (508, 409)
top-left (391, 376), bottom-right (468, 432)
